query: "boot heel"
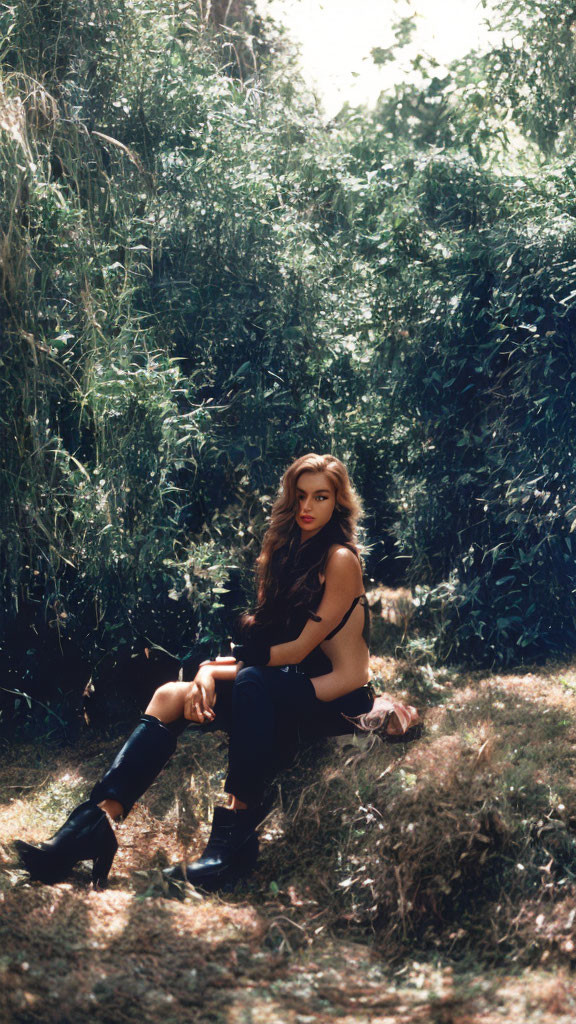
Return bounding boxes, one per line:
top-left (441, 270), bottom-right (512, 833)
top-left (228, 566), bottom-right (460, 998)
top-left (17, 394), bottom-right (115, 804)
top-left (92, 830), bottom-right (118, 889)
top-left (220, 836), bottom-right (260, 891)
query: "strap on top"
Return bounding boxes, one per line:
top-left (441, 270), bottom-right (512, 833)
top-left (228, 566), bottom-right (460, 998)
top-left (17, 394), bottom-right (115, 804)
top-left (323, 593), bottom-right (370, 642)
top-left (323, 594), bottom-right (362, 640)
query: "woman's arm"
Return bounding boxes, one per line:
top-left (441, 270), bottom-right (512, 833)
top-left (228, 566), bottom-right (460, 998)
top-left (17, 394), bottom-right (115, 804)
top-left (183, 660), bottom-right (242, 722)
top-left (208, 662), bottom-right (240, 682)
top-left (200, 655), bottom-right (238, 675)
top-left (266, 547), bottom-right (362, 667)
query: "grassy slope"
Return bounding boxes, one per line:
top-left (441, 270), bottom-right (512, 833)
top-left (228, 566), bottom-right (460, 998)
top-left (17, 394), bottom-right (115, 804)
top-left (2, 613), bottom-right (576, 1022)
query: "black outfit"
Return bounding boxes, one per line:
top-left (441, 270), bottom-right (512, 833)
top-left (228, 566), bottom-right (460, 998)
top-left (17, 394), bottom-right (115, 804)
top-left (219, 563), bottom-right (373, 803)
top-left (90, 522), bottom-right (373, 812)
top-left (87, 520), bottom-right (368, 815)
top-left (203, 666), bottom-right (372, 805)
top-left (88, 671), bottom-right (373, 814)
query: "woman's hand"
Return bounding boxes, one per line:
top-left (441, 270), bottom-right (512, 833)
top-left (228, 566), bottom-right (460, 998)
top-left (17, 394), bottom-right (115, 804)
top-left (183, 668), bottom-right (216, 723)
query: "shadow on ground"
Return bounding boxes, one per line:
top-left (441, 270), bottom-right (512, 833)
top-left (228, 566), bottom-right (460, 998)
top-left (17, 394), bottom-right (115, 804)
top-left (3, 651), bottom-right (576, 1021)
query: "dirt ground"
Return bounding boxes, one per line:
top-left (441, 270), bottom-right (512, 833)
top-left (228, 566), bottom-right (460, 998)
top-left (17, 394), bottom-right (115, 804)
top-left (3, 636), bottom-right (576, 1022)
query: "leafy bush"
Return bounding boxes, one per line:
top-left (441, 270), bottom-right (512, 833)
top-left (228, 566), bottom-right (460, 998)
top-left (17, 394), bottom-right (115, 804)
top-left (3, 0), bottom-right (576, 731)
top-left (0, 0), bottom-right (383, 726)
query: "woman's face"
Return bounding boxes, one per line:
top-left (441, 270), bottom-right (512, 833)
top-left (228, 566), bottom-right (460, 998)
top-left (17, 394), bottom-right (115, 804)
top-left (295, 471), bottom-right (336, 541)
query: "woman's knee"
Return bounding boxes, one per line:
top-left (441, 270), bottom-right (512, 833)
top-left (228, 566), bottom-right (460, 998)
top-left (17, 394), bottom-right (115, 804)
top-left (234, 665), bottom-right (299, 712)
top-left (146, 681), bottom-right (187, 718)
top-left (233, 666), bottom-right (272, 707)
top-left (235, 665), bottom-right (268, 687)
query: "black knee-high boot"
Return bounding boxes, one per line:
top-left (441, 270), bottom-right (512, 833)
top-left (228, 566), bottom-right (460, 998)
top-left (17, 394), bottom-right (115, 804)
top-left (88, 713), bottom-right (181, 817)
top-left (15, 714), bottom-right (180, 888)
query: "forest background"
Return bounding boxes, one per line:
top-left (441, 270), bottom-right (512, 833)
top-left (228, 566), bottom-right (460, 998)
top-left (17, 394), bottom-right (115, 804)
top-left (5, 4), bottom-right (576, 1018)
top-left (2, 0), bottom-right (576, 736)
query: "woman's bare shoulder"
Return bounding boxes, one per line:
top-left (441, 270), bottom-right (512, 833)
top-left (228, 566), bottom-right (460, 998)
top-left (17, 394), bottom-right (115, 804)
top-left (319, 544), bottom-right (361, 584)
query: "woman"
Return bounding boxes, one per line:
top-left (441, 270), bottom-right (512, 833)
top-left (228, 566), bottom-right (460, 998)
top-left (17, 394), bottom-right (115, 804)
top-left (15, 453), bottom-right (374, 891)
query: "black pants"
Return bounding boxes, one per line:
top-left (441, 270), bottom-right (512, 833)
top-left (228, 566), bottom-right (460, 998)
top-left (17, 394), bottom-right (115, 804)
top-left (183, 665), bottom-right (374, 806)
top-left (91, 666), bottom-right (374, 812)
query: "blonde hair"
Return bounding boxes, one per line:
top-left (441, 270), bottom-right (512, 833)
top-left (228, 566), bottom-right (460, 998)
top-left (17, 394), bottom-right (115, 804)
top-left (239, 453), bottom-right (364, 634)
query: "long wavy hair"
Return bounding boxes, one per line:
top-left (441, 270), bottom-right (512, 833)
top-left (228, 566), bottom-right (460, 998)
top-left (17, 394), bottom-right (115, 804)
top-left (238, 453), bottom-right (364, 638)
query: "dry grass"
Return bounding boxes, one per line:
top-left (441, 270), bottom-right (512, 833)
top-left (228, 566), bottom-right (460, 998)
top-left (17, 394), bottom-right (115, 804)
top-left (3, 648), bottom-right (576, 1020)
top-left (252, 651), bottom-right (576, 970)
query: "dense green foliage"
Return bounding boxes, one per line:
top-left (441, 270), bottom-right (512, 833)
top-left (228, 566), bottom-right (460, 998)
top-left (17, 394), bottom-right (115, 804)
top-left (1, 0), bottom-right (576, 729)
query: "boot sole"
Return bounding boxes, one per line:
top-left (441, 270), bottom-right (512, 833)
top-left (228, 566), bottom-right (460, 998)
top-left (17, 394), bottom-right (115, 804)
top-left (191, 847), bottom-right (259, 893)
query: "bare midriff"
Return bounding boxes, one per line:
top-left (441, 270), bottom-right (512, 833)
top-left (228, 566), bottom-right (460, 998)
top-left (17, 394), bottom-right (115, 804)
top-left (308, 591), bottom-right (371, 702)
